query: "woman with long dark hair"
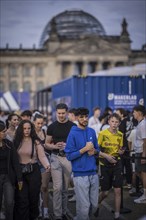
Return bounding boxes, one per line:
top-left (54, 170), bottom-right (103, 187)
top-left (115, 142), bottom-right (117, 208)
top-left (13, 120), bottom-right (50, 220)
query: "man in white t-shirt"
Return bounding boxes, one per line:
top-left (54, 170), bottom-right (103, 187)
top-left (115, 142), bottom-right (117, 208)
top-left (133, 105), bottom-right (146, 204)
top-left (88, 106), bottom-right (101, 127)
top-left (127, 128), bottom-right (136, 194)
top-left (88, 107), bottom-right (101, 138)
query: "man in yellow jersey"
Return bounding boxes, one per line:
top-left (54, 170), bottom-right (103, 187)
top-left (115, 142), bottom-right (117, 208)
top-left (95, 113), bottom-right (124, 220)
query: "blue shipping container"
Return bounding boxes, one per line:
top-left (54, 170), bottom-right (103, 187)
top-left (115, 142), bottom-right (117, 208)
top-left (51, 75), bottom-right (146, 114)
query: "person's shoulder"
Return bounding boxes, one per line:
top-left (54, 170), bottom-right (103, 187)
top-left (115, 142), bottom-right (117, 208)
top-left (88, 116), bottom-right (94, 121)
top-left (3, 138), bottom-right (13, 149)
top-left (99, 128), bottom-right (108, 135)
top-left (101, 124), bottom-right (110, 131)
top-left (70, 121), bottom-right (77, 126)
top-left (4, 138), bottom-right (13, 145)
top-left (87, 126), bottom-right (96, 132)
top-left (141, 118), bottom-right (146, 125)
top-left (117, 130), bottom-right (123, 137)
top-left (138, 119), bottom-right (146, 131)
top-left (65, 120), bottom-right (76, 127)
top-left (69, 125), bottom-right (77, 132)
top-left (47, 121), bottom-right (57, 127)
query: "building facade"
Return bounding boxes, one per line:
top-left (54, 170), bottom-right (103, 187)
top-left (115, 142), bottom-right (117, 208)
top-left (0, 10), bottom-right (146, 109)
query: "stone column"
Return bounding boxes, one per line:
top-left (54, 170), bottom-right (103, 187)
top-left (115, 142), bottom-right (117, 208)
top-left (29, 65), bottom-right (36, 110)
top-left (70, 62), bottom-right (76, 75)
top-left (5, 65), bottom-right (9, 91)
top-left (56, 61), bottom-right (63, 80)
top-left (18, 64), bottom-right (23, 91)
top-left (96, 62), bottom-right (103, 71)
top-left (45, 62), bottom-right (50, 86)
top-left (31, 65), bottom-right (36, 92)
top-left (110, 61), bottom-right (115, 68)
top-left (82, 62), bottom-right (88, 75)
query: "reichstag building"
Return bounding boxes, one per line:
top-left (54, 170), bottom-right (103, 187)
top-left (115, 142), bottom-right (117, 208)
top-left (0, 9), bottom-right (145, 108)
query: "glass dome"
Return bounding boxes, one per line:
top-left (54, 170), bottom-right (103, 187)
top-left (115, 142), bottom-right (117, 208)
top-left (39, 9), bottom-right (106, 47)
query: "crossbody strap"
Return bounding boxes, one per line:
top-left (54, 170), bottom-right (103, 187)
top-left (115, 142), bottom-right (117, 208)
top-left (30, 139), bottom-right (35, 162)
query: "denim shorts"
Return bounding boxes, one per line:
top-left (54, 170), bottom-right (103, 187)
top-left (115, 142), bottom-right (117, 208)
top-left (135, 153), bottom-right (146, 173)
top-left (38, 153), bottom-right (50, 173)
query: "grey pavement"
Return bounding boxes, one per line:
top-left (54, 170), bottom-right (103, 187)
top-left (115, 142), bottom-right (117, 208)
top-left (48, 187), bottom-right (146, 220)
top-left (0, 186), bottom-right (145, 220)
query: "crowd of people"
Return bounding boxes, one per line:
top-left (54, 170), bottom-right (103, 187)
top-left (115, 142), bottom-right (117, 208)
top-left (0, 103), bottom-right (145, 220)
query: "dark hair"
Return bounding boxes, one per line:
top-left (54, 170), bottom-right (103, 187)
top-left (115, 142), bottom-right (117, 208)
top-left (116, 108), bottom-right (127, 117)
top-left (13, 120), bottom-right (39, 150)
top-left (68, 108), bottom-right (77, 116)
top-left (93, 106), bottom-right (100, 113)
top-left (0, 120), bottom-right (6, 132)
top-left (56, 103), bottom-right (68, 111)
top-left (5, 113), bottom-right (20, 128)
top-left (76, 107), bottom-right (89, 116)
top-left (21, 110), bottom-right (32, 117)
top-left (33, 113), bottom-right (44, 121)
top-left (108, 113), bottom-right (121, 122)
top-left (99, 112), bottom-right (109, 123)
top-left (133, 105), bottom-right (145, 116)
top-left (104, 106), bottom-right (113, 114)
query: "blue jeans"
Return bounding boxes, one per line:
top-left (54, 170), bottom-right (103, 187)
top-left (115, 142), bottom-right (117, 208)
top-left (0, 174), bottom-right (14, 220)
top-left (73, 174), bottom-right (99, 220)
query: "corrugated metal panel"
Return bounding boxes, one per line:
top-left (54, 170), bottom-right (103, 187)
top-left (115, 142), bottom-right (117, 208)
top-left (52, 78), bottom-right (72, 99)
top-left (50, 75), bottom-right (146, 114)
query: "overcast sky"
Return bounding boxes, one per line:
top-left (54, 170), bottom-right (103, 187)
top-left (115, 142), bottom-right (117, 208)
top-left (0, 0), bottom-right (145, 49)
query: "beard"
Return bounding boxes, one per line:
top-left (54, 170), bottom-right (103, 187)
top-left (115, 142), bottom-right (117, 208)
top-left (78, 121), bottom-right (88, 128)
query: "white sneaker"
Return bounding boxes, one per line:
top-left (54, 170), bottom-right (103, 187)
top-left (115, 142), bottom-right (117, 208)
top-left (134, 194), bottom-right (146, 204)
top-left (38, 209), bottom-right (42, 218)
top-left (68, 194), bottom-right (76, 202)
top-left (0, 211), bottom-right (5, 219)
top-left (129, 187), bottom-right (136, 194)
top-left (44, 212), bottom-right (49, 220)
